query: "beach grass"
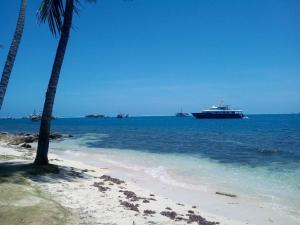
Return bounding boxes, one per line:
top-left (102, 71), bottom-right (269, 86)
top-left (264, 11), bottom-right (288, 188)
top-left (0, 163), bottom-right (71, 225)
top-left (0, 154), bottom-right (21, 161)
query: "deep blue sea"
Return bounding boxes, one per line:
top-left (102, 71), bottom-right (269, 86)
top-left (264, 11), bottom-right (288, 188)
top-left (1, 114), bottom-right (300, 216)
top-left (1, 115), bottom-right (300, 167)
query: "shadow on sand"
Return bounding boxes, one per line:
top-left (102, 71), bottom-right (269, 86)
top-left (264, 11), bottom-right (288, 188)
top-left (0, 161), bottom-right (91, 184)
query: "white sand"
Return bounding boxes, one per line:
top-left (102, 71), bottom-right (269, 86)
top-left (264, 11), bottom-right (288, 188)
top-left (1, 140), bottom-right (299, 225)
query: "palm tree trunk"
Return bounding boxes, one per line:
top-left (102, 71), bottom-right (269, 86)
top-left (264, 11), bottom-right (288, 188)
top-left (34, 0), bottom-right (74, 165)
top-left (0, 0), bottom-right (27, 110)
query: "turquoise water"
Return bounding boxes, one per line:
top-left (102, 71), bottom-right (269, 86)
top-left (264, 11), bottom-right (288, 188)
top-left (1, 115), bottom-right (300, 216)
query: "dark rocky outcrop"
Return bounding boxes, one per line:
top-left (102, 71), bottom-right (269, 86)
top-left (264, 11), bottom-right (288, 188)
top-left (21, 143), bottom-right (31, 149)
top-left (24, 136), bottom-right (38, 143)
top-left (49, 133), bottom-right (63, 140)
top-left (5, 132), bottom-right (71, 146)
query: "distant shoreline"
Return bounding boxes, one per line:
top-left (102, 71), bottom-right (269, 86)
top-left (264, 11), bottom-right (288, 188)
top-left (1, 113), bottom-right (300, 119)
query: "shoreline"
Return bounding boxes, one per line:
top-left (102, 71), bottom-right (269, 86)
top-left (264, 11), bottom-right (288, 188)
top-left (51, 146), bottom-right (300, 225)
top-left (0, 133), bottom-right (299, 225)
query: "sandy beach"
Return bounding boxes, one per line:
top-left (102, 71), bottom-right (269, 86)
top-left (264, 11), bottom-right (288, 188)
top-left (1, 0), bottom-right (299, 224)
top-left (0, 133), bottom-right (299, 225)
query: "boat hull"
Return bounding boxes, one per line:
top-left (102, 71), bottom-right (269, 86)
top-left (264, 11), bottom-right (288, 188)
top-left (192, 112), bottom-right (244, 119)
top-left (175, 113), bottom-right (189, 117)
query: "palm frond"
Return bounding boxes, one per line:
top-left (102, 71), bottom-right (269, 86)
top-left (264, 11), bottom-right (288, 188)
top-left (74, 0), bottom-right (96, 16)
top-left (37, 0), bottom-right (96, 36)
top-left (37, 0), bottom-right (65, 36)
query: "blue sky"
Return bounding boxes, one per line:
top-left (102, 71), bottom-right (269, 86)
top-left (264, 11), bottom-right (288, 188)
top-left (0, 0), bottom-right (299, 117)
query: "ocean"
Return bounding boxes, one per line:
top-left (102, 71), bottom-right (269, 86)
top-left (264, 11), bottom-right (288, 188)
top-left (1, 114), bottom-right (300, 221)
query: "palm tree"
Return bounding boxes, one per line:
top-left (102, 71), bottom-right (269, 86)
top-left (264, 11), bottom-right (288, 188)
top-left (0, 0), bottom-right (27, 110)
top-left (34, 0), bottom-right (74, 165)
top-left (34, 0), bottom-right (95, 165)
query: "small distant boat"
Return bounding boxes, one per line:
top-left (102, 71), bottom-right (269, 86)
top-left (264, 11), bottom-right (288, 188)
top-left (175, 108), bottom-right (189, 117)
top-left (30, 110), bottom-right (42, 121)
top-left (85, 114), bottom-right (105, 118)
top-left (29, 110), bottom-right (56, 121)
top-left (116, 114), bottom-right (129, 119)
top-left (192, 103), bottom-right (245, 119)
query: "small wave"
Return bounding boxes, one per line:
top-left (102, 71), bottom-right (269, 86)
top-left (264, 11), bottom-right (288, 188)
top-left (144, 166), bottom-right (207, 192)
top-left (257, 148), bottom-right (283, 155)
top-left (224, 139), bottom-right (245, 146)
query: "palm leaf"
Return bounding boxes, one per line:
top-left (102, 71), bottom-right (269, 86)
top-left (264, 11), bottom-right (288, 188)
top-left (37, 0), bottom-right (64, 36)
top-left (37, 0), bottom-right (96, 36)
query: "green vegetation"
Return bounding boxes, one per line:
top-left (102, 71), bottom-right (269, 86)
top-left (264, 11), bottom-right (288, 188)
top-left (0, 174), bottom-right (29, 185)
top-left (0, 155), bottom-right (20, 161)
top-left (0, 182), bottom-right (70, 225)
top-left (0, 163), bottom-right (71, 225)
top-left (0, 133), bottom-right (8, 141)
